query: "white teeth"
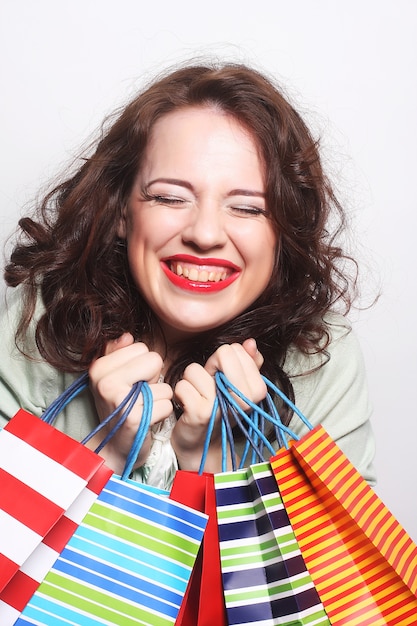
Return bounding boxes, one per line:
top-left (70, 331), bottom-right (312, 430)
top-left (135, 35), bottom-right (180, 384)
top-left (199, 270), bottom-right (209, 282)
top-left (188, 268), bottom-right (199, 281)
top-left (170, 262), bottom-right (229, 283)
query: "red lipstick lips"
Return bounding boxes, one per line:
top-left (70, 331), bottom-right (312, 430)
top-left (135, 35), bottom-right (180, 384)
top-left (161, 255), bottom-right (240, 293)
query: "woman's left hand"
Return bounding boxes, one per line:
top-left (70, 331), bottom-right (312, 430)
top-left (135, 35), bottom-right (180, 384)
top-left (171, 339), bottom-right (266, 473)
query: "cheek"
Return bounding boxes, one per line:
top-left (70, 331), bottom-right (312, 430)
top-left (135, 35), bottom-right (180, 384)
top-left (251, 229), bottom-right (277, 270)
top-left (125, 213), bottom-right (155, 250)
top-left (124, 217), bottom-right (151, 275)
top-left (127, 211), bottom-right (183, 247)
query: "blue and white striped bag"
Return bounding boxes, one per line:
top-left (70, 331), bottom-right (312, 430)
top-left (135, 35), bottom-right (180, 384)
top-left (16, 474), bottom-right (208, 626)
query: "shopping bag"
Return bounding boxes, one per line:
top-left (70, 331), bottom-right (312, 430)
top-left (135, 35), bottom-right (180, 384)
top-left (271, 426), bottom-right (417, 625)
top-left (170, 471), bottom-right (228, 626)
top-left (0, 463), bottom-right (113, 625)
top-left (16, 473), bottom-right (208, 626)
top-left (215, 461), bottom-right (330, 626)
top-left (0, 406), bottom-right (108, 592)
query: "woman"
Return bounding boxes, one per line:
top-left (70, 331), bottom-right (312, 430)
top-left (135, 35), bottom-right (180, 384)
top-left (0, 62), bottom-right (376, 488)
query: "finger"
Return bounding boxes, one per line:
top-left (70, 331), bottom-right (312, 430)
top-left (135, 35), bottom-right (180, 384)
top-left (181, 363), bottom-right (216, 401)
top-left (90, 350), bottom-right (164, 402)
top-left (205, 343), bottom-right (260, 383)
top-left (174, 380), bottom-right (215, 426)
top-left (174, 379), bottom-right (205, 421)
top-left (105, 382), bottom-right (173, 437)
top-left (205, 343), bottom-right (266, 404)
top-left (90, 343), bottom-right (156, 383)
top-left (149, 381), bottom-right (173, 403)
top-left (150, 397), bottom-right (174, 425)
top-left (147, 382), bottom-right (174, 424)
top-left (242, 338), bottom-right (264, 370)
top-left (204, 343), bottom-right (253, 375)
top-left (93, 341), bottom-right (150, 376)
top-left (104, 333), bottom-right (135, 356)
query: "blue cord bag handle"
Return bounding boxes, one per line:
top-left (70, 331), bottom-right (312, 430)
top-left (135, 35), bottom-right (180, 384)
top-left (199, 371), bottom-right (314, 473)
top-left (41, 372), bottom-right (152, 480)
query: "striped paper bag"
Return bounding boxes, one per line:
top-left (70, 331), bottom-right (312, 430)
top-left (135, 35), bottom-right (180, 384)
top-left (214, 462), bottom-right (330, 626)
top-left (0, 410), bottom-right (107, 593)
top-left (16, 473), bottom-right (208, 626)
top-left (0, 463), bottom-right (113, 625)
top-left (271, 425), bottom-right (417, 625)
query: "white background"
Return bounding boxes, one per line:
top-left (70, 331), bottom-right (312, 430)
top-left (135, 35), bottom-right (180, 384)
top-left (1, 1), bottom-right (416, 540)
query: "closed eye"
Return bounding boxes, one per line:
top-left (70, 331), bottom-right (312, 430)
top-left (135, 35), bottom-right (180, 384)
top-left (231, 205), bottom-right (267, 216)
top-left (145, 194), bottom-right (187, 206)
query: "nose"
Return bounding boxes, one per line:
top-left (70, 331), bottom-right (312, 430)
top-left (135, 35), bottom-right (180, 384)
top-left (181, 200), bottom-right (227, 250)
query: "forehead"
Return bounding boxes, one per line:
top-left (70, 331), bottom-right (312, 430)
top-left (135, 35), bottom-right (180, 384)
top-left (143, 106), bottom-right (264, 173)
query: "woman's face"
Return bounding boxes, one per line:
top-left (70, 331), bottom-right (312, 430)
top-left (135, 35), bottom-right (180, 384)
top-left (123, 106), bottom-right (277, 342)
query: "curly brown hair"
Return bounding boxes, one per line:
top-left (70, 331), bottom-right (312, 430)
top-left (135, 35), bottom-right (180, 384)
top-left (4, 62), bottom-right (357, 417)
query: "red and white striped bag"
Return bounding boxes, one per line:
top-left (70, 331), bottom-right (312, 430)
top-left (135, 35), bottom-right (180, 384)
top-left (0, 409), bottom-right (112, 623)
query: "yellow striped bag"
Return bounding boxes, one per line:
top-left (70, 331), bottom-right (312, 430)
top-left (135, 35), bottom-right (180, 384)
top-left (271, 425), bottom-right (417, 625)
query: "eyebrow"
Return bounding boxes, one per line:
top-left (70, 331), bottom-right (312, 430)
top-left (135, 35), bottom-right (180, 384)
top-left (227, 189), bottom-right (265, 198)
top-left (145, 178), bottom-right (265, 198)
top-left (146, 178), bottom-right (193, 191)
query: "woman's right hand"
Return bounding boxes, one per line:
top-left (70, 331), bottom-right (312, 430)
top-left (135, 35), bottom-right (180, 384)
top-left (171, 339), bottom-right (266, 473)
top-left (87, 333), bottom-right (173, 475)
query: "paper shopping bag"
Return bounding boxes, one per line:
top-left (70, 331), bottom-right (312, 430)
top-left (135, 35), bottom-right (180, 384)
top-left (0, 463), bottom-right (113, 625)
top-left (0, 409), bottom-right (107, 592)
top-left (214, 461), bottom-right (330, 626)
top-left (16, 473), bottom-right (208, 626)
top-left (271, 426), bottom-right (417, 625)
top-left (170, 471), bottom-right (228, 626)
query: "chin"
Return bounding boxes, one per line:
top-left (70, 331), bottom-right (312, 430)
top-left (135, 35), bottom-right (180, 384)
top-left (162, 317), bottom-right (230, 341)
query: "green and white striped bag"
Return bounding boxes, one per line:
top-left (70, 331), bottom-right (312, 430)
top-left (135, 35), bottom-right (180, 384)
top-left (16, 474), bottom-right (208, 626)
top-left (215, 461), bottom-right (330, 626)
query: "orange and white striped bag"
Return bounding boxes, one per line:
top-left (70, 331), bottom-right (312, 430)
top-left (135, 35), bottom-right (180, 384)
top-left (271, 425), bottom-right (417, 625)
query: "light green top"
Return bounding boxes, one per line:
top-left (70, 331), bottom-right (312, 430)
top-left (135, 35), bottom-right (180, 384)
top-left (0, 288), bottom-right (376, 489)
